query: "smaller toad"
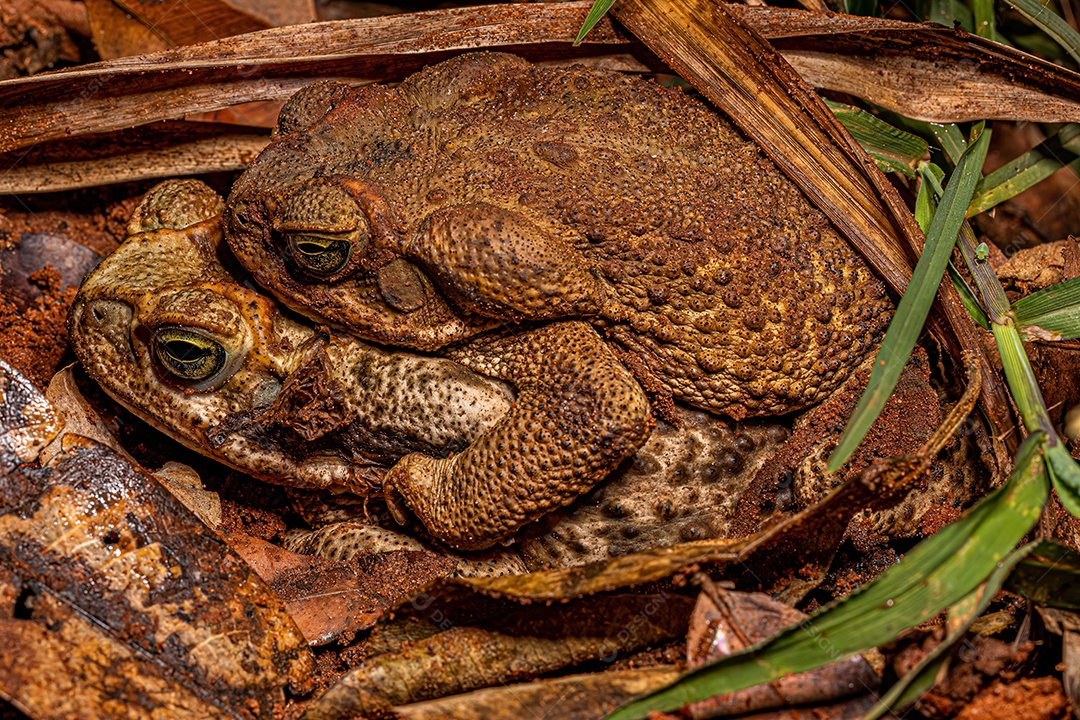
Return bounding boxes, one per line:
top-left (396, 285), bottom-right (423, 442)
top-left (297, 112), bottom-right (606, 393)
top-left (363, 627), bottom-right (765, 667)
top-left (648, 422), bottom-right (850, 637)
top-left (70, 180), bottom-right (652, 550)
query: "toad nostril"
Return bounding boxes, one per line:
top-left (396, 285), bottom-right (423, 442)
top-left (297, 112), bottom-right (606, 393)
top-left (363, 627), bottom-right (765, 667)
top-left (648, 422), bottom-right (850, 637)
top-left (91, 306), bottom-right (104, 323)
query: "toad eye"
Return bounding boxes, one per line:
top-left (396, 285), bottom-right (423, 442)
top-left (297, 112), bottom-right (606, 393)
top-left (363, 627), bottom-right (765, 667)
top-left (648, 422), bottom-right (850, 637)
top-left (153, 328), bottom-right (227, 382)
top-left (286, 233), bottom-right (353, 277)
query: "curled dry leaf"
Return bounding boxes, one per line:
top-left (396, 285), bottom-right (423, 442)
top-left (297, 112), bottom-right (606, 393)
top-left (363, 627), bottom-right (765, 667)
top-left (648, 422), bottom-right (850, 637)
top-left (304, 594), bottom-right (693, 720)
top-left (730, 5), bottom-right (1080, 124)
top-left (39, 365), bottom-right (125, 466)
top-left (0, 359), bottom-right (313, 719)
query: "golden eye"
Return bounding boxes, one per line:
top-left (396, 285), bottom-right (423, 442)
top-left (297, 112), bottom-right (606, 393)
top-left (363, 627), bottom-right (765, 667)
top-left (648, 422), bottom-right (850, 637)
top-left (153, 328), bottom-right (227, 382)
top-left (286, 234), bottom-right (353, 277)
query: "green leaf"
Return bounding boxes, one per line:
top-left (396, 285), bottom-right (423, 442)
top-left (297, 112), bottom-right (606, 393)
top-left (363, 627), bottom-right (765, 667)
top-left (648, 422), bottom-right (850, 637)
top-left (1005, 539), bottom-right (1080, 610)
top-left (828, 125), bottom-right (990, 472)
top-left (574, 0), bottom-right (617, 45)
top-left (1002, 0), bottom-right (1080, 64)
top-left (1012, 274), bottom-right (1080, 340)
top-left (866, 542), bottom-right (1038, 719)
top-left (969, 124), bottom-right (1080, 217)
top-left (824, 100), bottom-right (928, 177)
top-left (605, 432), bottom-right (1049, 720)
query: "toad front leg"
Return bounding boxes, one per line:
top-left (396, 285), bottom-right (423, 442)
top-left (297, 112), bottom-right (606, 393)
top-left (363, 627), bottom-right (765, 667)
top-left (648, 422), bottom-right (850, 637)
top-left (402, 203), bottom-right (605, 322)
top-left (382, 322), bottom-right (654, 550)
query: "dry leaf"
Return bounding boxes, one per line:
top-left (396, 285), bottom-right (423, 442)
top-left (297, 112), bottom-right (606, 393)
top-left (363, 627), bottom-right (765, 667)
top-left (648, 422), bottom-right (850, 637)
top-left (683, 585), bottom-right (879, 718)
top-left (305, 594), bottom-right (693, 719)
top-left (390, 666), bottom-right (681, 720)
top-left (0, 360), bottom-right (313, 718)
top-left (228, 531), bottom-right (454, 646)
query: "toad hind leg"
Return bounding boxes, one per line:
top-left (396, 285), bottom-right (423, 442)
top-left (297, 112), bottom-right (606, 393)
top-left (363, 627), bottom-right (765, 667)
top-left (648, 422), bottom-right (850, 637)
top-left (382, 321), bottom-right (654, 551)
top-left (403, 203), bottom-right (604, 322)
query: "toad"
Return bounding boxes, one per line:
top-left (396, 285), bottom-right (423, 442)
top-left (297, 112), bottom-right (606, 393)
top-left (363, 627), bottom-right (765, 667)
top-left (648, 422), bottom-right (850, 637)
top-left (225, 52), bottom-right (893, 422)
top-left (70, 180), bottom-right (651, 550)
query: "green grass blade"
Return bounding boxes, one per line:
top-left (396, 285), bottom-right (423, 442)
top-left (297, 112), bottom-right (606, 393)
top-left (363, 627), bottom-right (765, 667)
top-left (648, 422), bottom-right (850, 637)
top-left (931, 123), bottom-right (969, 165)
top-left (574, 0), bottom-right (617, 45)
top-left (957, 220), bottom-right (1012, 318)
top-left (1005, 539), bottom-right (1080, 610)
top-left (915, 162), bottom-right (945, 232)
top-left (1012, 274), bottom-right (1080, 339)
top-left (973, 0), bottom-right (1004, 41)
top-left (1048, 443), bottom-right (1080, 516)
top-left (827, 126), bottom-right (990, 472)
top-left (969, 124), bottom-right (1080, 217)
top-left (845, 0), bottom-right (882, 15)
top-left (605, 432), bottom-right (1049, 720)
top-left (1002, 0), bottom-right (1080, 63)
top-left (865, 542), bottom-right (1038, 719)
top-left (993, 318), bottom-right (1058, 437)
top-left (824, 100), bottom-right (928, 177)
top-left (919, 0), bottom-right (976, 30)
top-left (948, 263), bottom-right (991, 330)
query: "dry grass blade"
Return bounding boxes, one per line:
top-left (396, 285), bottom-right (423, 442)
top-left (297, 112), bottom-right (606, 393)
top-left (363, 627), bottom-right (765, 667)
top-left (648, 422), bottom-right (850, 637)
top-left (741, 5), bottom-right (1080, 123)
top-left (611, 0), bottom-right (919, 292)
top-left (6, 3), bottom-right (1080, 159)
top-left (0, 4), bottom-right (636, 155)
top-left (0, 135), bottom-right (268, 194)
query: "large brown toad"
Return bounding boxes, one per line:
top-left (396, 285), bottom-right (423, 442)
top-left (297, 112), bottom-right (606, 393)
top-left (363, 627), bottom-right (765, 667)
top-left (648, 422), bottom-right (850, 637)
top-left (225, 52), bottom-right (893, 421)
top-left (70, 180), bottom-right (651, 550)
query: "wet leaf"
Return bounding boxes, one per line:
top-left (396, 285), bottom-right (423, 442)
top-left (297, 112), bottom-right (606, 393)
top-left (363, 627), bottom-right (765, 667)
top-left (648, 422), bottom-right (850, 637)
top-left (0, 360), bottom-right (313, 718)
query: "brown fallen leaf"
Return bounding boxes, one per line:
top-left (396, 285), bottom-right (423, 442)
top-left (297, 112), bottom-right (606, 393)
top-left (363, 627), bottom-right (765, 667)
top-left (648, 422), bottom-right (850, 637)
top-left (4, 3), bottom-right (1079, 161)
top-left (728, 4), bottom-right (1080, 123)
top-left (390, 666), bottom-right (681, 720)
top-left (304, 594), bottom-right (693, 720)
top-left (0, 360), bottom-right (313, 718)
top-left (153, 461), bottom-right (223, 529)
top-left (85, 0), bottom-right (270, 60)
top-left (683, 583), bottom-right (879, 718)
top-left (228, 530), bottom-right (455, 646)
top-left (38, 364), bottom-right (125, 466)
